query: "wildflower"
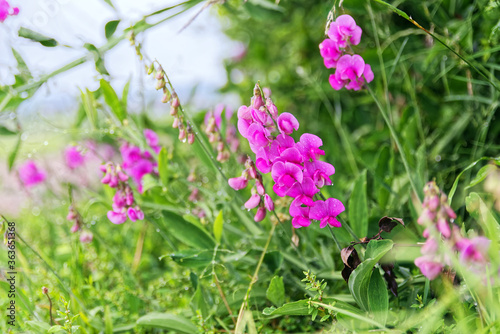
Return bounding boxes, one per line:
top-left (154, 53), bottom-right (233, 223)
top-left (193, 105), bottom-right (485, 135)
top-left (229, 84), bottom-right (343, 228)
top-left (18, 160), bottom-right (46, 188)
top-left (79, 231), bottom-right (93, 244)
top-left (0, 0), bottom-right (19, 22)
top-left (309, 198), bottom-right (344, 228)
top-left (65, 146), bottom-right (86, 170)
top-left (319, 14), bottom-right (373, 91)
top-left (144, 129), bottom-right (161, 154)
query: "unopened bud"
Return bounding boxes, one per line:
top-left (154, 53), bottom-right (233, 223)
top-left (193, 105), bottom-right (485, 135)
top-left (162, 90), bottom-right (171, 103)
top-left (178, 128), bottom-right (186, 141)
top-left (155, 79), bottom-right (165, 90)
top-left (42, 287), bottom-right (49, 294)
top-left (188, 133), bottom-right (195, 145)
top-left (147, 63), bottom-right (154, 75)
top-left (171, 93), bottom-right (180, 108)
top-left (155, 67), bottom-right (164, 80)
top-left (172, 116), bottom-right (180, 128)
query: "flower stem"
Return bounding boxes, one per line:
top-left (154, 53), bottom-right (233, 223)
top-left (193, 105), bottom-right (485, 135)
top-left (366, 84), bottom-right (423, 203)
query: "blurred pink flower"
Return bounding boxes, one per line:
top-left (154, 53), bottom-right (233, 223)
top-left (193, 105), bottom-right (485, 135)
top-left (79, 231), bottom-right (93, 244)
top-left (65, 146), bottom-right (86, 169)
top-left (0, 0), bottom-right (19, 22)
top-left (18, 160), bottom-right (46, 187)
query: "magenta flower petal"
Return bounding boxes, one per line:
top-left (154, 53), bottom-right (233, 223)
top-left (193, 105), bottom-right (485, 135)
top-left (277, 112), bottom-right (299, 135)
top-left (18, 160), bottom-right (46, 188)
top-left (228, 176), bottom-right (248, 190)
top-left (264, 194), bottom-right (274, 211)
top-left (107, 210), bottom-right (127, 224)
top-left (244, 194), bottom-right (261, 209)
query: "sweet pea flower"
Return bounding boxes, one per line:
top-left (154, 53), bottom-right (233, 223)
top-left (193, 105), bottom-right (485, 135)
top-left (329, 55), bottom-right (374, 91)
top-left (309, 198), bottom-right (344, 228)
top-left (144, 129), bottom-right (161, 154)
top-left (327, 14), bottom-right (362, 48)
top-left (0, 0), bottom-right (19, 22)
top-left (277, 113), bottom-right (299, 135)
top-left (286, 177), bottom-right (319, 206)
top-left (455, 237), bottom-right (490, 264)
top-left (18, 160), bottom-right (46, 188)
top-left (264, 194), bottom-right (274, 211)
top-left (79, 231), bottom-right (93, 244)
top-left (414, 256), bottom-right (444, 280)
top-left (127, 206), bottom-right (145, 222)
top-left (296, 134), bottom-right (325, 161)
top-left (244, 193), bottom-right (261, 210)
top-left (228, 176), bottom-right (248, 190)
top-left (289, 202), bottom-right (312, 228)
top-left (319, 39), bottom-right (342, 68)
top-left (107, 210), bottom-right (128, 225)
top-left (65, 146), bottom-right (86, 169)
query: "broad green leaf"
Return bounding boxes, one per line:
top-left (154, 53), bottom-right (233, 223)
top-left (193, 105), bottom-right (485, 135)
top-left (100, 79), bottom-right (126, 122)
top-left (161, 213), bottom-right (215, 249)
top-left (348, 239), bottom-right (393, 312)
top-left (266, 276), bottom-right (285, 307)
top-left (263, 300), bottom-right (308, 316)
top-left (18, 27), bottom-right (58, 47)
top-left (136, 313), bottom-right (197, 333)
top-left (8, 134), bottom-right (21, 171)
top-left (47, 325), bottom-right (65, 333)
top-left (105, 20), bottom-right (120, 39)
top-left (80, 89), bottom-right (97, 129)
top-left (158, 148), bottom-right (169, 187)
top-left (190, 284), bottom-right (209, 318)
top-left (367, 269), bottom-right (388, 325)
top-left (213, 210), bottom-right (224, 243)
top-left (141, 174), bottom-right (160, 193)
top-left (349, 170), bottom-right (368, 238)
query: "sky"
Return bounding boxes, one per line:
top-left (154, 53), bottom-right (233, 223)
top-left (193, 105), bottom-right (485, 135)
top-left (0, 0), bottom-right (242, 113)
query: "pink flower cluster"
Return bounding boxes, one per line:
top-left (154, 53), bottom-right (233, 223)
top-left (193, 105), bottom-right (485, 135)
top-left (0, 0), bottom-right (19, 22)
top-left (204, 104), bottom-right (240, 162)
top-left (67, 205), bottom-right (93, 243)
top-left (319, 14), bottom-right (373, 91)
top-left (18, 160), bottom-right (46, 188)
top-left (65, 146), bottom-right (87, 170)
top-left (229, 84), bottom-right (344, 228)
top-left (100, 162), bottom-right (144, 224)
top-left (119, 129), bottom-right (160, 192)
top-left (415, 181), bottom-right (491, 280)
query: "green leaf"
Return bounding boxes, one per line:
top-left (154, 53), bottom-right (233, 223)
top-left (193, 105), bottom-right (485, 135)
top-left (8, 134), bottom-right (21, 171)
top-left (100, 79), bottom-right (126, 122)
top-left (141, 174), bottom-right (160, 193)
top-left (213, 210), bottom-right (224, 243)
top-left (161, 213), bottom-right (216, 249)
top-left (467, 164), bottom-right (495, 189)
top-left (167, 249), bottom-right (213, 268)
top-left (105, 305), bottom-right (113, 334)
top-left (25, 321), bottom-right (51, 332)
top-left (80, 89), bottom-right (97, 129)
top-left (105, 20), bottom-right (120, 39)
top-left (367, 269), bottom-right (388, 325)
top-left (12, 48), bottom-right (32, 79)
top-left (158, 148), bottom-right (169, 188)
top-left (263, 300), bottom-right (308, 316)
top-left (136, 313), bottom-right (197, 333)
top-left (18, 27), bottom-right (58, 47)
top-left (266, 276), bottom-right (285, 307)
top-left (349, 170), bottom-right (368, 238)
top-left (122, 80), bottom-right (130, 110)
top-left (348, 240), bottom-right (393, 312)
top-left (190, 284), bottom-right (209, 318)
top-left (0, 125), bottom-right (17, 136)
top-left (47, 325), bottom-right (65, 333)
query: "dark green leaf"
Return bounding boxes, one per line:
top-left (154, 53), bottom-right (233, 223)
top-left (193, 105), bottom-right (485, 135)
top-left (105, 20), bottom-right (120, 39)
top-left (266, 276), bottom-right (285, 307)
top-left (161, 213), bottom-right (215, 249)
top-left (18, 27), bottom-right (58, 47)
top-left (367, 269), bottom-right (388, 325)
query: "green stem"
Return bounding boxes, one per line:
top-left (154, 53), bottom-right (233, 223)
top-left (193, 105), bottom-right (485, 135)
top-left (235, 222), bottom-right (277, 328)
top-left (327, 225), bottom-right (342, 252)
top-left (366, 84), bottom-right (423, 203)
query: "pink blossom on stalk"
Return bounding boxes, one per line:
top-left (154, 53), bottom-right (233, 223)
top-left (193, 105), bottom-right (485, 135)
top-left (18, 160), bottom-right (46, 188)
top-left (455, 237), bottom-right (490, 264)
top-left (254, 205), bottom-right (266, 222)
top-left (127, 207), bottom-right (144, 222)
top-left (264, 194), bottom-right (274, 211)
top-left (65, 146), bottom-right (86, 169)
top-left (244, 193), bottom-right (261, 210)
top-left (414, 256), bottom-right (444, 280)
top-left (329, 55), bottom-right (373, 91)
top-left (107, 210), bottom-right (127, 225)
top-left (309, 198), bottom-right (344, 228)
top-left (277, 113), bottom-right (299, 135)
top-left (144, 129), bottom-right (161, 154)
top-left (228, 176), bottom-right (248, 190)
top-left (289, 202), bottom-right (312, 228)
top-left (327, 14), bottom-right (362, 48)
top-left (79, 231), bottom-right (93, 244)
top-left (0, 0), bottom-right (19, 22)
top-left (319, 39), bottom-right (342, 68)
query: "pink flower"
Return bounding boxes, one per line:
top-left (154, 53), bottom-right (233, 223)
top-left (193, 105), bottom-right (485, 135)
top-left (414, 256), bottom-right (444, 280)
top-left (319, 39), bottom-right (342, 68)
top-left (455, 237), bottom-right (490, 264)
top-left (271, 161), bottom-right (304, 195)
top-left (277, 113), bottom-right (299, 135)
top-left (296, 134), bottom-right (325, 161)
top-left (327, 14), bottom-right (362, 48)
top-left (286, 177), bottom-right (319, 206)
top-left (254, 205), bottom-right (266, 222)
top-left (304, 160), bottom-right (335, 188)
top-left (65, 146), bottom-right (86, 169)
top-left (79, 231), bottom-right (93, 244)
top-left (144, 129), bottom-right (161, 154)
top-left (309, 198), bottom-right (344, 228)
top-left (107, 210), bottom-right (127, 224)
top-left (244, 194), bottom-right (261, 209)
top-left (0, 0), bottom-right (19, 22)
top-left (329, 55), bottom-right (373, 91)
top-left (18, 160), bottom-right (46, 187)
top-left (127, 207), bottom-right (144, 222)
top-left (228, 176), bottom-right (248, 190)
top-left (289, 202), bottom-right (312, 228)
top-left (264, 194), bottom-right (274, 212)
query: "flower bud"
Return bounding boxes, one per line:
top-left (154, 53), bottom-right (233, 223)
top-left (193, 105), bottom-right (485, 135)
top-left (42, 287), bottom-right (49, 294)
top-left (244, 194), bottom-right (261, 210)
top-left (171, 93), bottom-right (180, 108)
top-left (254, 205), bottom-right (266, 222)
top-left (228, 176), bottom-right (248, 190)
top-left (264, 194), bottom-right (274, 211)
